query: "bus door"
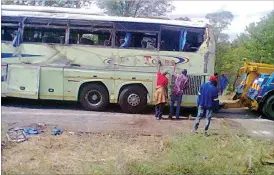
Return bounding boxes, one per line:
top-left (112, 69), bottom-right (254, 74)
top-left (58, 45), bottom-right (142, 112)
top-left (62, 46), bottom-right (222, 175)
top-left (6, 64), bottom-right (40, 99)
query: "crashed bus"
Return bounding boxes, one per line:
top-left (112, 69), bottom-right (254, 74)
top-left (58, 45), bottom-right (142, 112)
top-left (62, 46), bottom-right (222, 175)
top-left (1, 5), bottom-right (216, 113)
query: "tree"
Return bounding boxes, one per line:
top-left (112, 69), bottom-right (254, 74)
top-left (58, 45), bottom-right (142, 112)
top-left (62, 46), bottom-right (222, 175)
top-left (1, 0), bottom-right (91, 8)
top-left (96, 0), bottom-right (174, 17)
top-left (205, 11), bottom-right (234, 43)
top-left (214, 11), bottom-right (274, 91)
top-left (241, 11), bottom-right (274, 64)
top-left (175, 17), bottom-right (191, 21)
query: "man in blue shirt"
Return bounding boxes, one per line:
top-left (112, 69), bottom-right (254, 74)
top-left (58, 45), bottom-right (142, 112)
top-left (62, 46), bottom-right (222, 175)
top-left (220, 74), bottom-right (228, 95)
top-left (192, 75), bottom-right (219, 136)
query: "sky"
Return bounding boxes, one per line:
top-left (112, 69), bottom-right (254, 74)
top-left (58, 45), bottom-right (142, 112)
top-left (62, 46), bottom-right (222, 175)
top-left (169, 1), bottom-right (274, 40)
top-left (88, 1), bottom-right (274, 41)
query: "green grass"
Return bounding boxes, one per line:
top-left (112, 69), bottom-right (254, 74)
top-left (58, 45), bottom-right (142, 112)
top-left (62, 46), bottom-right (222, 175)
top-left (2, 128), bottom-right (274, 174)
top-left (123, 132), bottom-right (274, 175)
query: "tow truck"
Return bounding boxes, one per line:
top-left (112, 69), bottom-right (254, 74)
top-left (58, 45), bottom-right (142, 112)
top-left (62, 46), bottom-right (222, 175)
top-left (222, 58), bottom-right (274, 118)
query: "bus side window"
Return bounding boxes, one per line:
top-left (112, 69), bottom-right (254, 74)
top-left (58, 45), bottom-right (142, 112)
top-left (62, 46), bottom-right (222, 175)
top-left (160, 28), bottom-right (180, 51)
top-left (116, 31), bottom-right (157, 49)
top-left (69, 28), bottom-right (112, 47)
top-left (160, 26), bottom-right (205, 52)
top-left (1, 26), bottom-right (18, 41)
top-left (183, 28), bottom-right (205, 52)
top-left (23, 27), bottom-right (66, 44)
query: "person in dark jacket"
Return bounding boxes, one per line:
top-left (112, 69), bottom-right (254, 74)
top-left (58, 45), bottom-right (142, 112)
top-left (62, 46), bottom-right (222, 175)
top-left (192, 75), bottom-right (219, 136)
top-left (220, 74), bottom-right (228, 95)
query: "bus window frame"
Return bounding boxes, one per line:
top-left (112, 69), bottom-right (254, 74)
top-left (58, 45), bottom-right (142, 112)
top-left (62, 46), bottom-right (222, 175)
top-left (1, 23), bottom-right (20, 43)
top-left (114, 29), bottom-right (160, 51)
top-left (23, 24), bottom-right (67, 45)
top-left (68, 26), bottom-right (114, 48)
top-left (2, 16), bottom-right (208, 52)
top-left (160, 25), bottom-right (207, 53)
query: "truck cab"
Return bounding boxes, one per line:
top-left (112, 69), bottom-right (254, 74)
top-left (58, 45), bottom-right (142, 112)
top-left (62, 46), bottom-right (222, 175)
top-left (223, 59), bottom-right (274, 119)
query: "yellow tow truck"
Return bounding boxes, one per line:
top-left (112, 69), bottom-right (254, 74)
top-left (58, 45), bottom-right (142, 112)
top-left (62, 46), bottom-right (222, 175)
top-left (222, 58), bottom-right (274, 118)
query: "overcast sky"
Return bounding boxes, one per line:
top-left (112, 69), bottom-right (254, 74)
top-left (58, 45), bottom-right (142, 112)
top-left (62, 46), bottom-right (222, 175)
top-left (89, 1), bottom-right (274, 40)
top-left (170, 1), bottom-right (274, 40)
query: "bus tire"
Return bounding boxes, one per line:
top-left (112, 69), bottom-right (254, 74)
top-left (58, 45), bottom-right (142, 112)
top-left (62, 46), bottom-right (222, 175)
top-left (119, 86), bottom-right (147, 113)
top-left (79, 84), bottom-right (109, 111)
top-left (262, 95), bottom-right (274, 119)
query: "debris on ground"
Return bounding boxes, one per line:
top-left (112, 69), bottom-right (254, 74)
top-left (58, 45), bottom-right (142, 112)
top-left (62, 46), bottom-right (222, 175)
top-left (1, 141), bottom-right (6, 150)
top-left (23, 128), bottom-right (39, 135)
top-left (27, 123), bottom-right (47, 132)
top-left (6, 128), bottom-right (27, 142)
top-left (51, 128), bottom-right (63, 136)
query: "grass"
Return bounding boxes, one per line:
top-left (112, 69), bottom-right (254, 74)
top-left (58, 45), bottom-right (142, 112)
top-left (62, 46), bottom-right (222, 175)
top-left (2, 128), bottom-right (274, 174)
top-left (125, 132), bottom-right (274, 175)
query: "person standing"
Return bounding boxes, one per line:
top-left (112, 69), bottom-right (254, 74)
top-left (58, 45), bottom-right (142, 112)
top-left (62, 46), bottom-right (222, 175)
top-left (169, 69), bottom-right (189, 119)
top-left (214, 72), bottom-right (221, 94)
top-left (192, 75), bottom-right (219, 136)
top-left (154, 60), bottom-right (169, 120)
top-left (220, 74), bottom-right (228, 95)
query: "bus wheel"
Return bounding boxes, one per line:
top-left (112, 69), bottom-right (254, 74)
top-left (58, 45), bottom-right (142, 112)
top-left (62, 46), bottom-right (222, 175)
top-left (119, 86), bottom-right (147, 113)
top-left (79, 84), bottom-right (109, 111)
top-left (262, 95), bottom-right (274, 119)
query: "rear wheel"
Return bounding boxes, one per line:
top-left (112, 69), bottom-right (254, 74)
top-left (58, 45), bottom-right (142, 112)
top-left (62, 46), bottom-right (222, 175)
top-left (79, 84), bottom-right (109, 111)
top-left (262, 95), bottom-right (274, 119)
top-left (119, 86), bottom-right (147, 113)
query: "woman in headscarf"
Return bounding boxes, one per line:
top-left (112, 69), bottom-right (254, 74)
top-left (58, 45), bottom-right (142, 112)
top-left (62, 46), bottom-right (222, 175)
top-left (154, 60), bottom-right (169, 120)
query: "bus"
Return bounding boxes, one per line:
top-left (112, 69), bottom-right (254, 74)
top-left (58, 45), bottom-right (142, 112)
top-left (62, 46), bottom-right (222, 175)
top-left (1, 5), bottom-right (216, 113)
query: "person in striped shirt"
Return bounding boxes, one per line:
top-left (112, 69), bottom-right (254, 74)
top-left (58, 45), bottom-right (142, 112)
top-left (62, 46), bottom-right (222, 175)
top-left (168, 68), bottom-right (189, 120)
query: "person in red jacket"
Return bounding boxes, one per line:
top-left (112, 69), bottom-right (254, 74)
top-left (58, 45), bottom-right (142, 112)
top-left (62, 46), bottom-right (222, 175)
top-left (154, 60), bottom-right (169, 120)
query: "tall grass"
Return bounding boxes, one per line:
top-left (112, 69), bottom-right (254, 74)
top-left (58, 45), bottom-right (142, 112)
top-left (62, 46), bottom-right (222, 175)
top-left (123, 132), bottom-right (274, 175)
top-left (2, 128), bottom-right (274, 174)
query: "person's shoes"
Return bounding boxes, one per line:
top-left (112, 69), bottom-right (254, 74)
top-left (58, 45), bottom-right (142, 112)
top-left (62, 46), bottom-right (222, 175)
top-left (191, 129), bottom-right (198, 134)
top-left (168, 114), bottom-right (173, 119)
top-left (175, 117), bottom-right (180, 120)
top-left (156, 117), bottom-right (160, 120)
top-left (204, 132), bottom-right (209, 137)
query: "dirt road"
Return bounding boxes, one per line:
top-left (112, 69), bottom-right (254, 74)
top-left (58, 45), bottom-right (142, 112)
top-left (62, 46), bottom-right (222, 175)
top-left (2, 98), bottom-right (274, 139)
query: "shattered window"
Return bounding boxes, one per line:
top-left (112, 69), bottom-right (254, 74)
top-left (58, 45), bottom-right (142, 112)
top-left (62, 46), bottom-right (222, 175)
top-left (116, 31), bottom-right (158, 49)
top-left (183, 28), bottom-right (205, 52)
top-left (69, 29), bottom-right (112, 46)
top-left (160, 27), bottom-right (181, 51)
top-left (114, 22), bottom-right (159, 49)
top-left (160, 26), bottom-right (205, 52)
top-left (1, 26), bottom-right (18, 41)
top-left (23, 27), bottom-right (66, 44)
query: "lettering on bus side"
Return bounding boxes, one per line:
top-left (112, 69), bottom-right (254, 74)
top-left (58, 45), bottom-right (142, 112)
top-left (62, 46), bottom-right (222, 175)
top-left (103, 55), bottom-right (189, 67)
top-left (144, 55), bottom-right (189, 66)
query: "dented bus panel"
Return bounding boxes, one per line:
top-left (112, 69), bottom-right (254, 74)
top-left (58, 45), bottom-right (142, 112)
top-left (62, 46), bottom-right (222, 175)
top-left (1, 5), bottom-right (216, 113)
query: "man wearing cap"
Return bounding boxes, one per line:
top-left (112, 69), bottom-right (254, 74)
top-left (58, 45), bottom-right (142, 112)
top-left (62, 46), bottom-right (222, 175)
top-left (169, 68), bottom-right (189, 119)
top-left (154, 60), bottom-right (169, 120)
top-left (192, 75), bottom-right (219, 136)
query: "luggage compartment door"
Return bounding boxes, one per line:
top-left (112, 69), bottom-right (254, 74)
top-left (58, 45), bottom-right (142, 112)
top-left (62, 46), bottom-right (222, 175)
top-left (7, 64), bottom-right (40, 99)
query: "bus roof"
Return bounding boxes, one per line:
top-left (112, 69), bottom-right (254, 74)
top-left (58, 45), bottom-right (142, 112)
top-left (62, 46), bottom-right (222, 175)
top-left (2, 5), bottom-right (207, 28)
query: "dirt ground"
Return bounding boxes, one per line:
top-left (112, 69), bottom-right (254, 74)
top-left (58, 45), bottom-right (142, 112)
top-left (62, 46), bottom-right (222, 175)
top-left (1, 98), bottom-right (274, 174)
top-left (1, 98), bottom-right (274, 139)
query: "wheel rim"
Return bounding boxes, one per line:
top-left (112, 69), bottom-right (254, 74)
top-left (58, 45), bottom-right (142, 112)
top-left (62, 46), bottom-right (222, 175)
top-left (127, 93), bottom-right (141, 107)
top-left (85, 90), bottom-right (102, 106)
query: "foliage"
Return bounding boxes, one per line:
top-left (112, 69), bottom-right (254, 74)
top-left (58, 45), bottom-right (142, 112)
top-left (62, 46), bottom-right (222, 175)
top-left (96, 0), bottom-right (174, 17)
top-left (1, 0), bottom-right (91, 8)
top-left (206, 11), bottom-right (234, 43)
top-left (208, 11), bottom-right (274, 91)
top-left (175, 16), bottom-right (191, 21)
